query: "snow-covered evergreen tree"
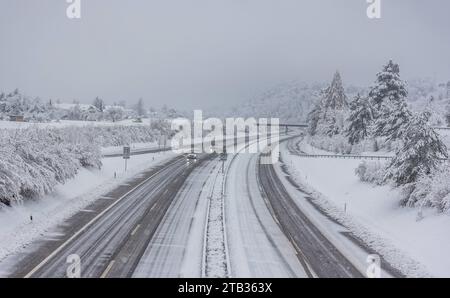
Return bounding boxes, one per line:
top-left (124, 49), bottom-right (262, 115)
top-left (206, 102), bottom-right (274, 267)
top-left (0, 92), bottom-right (6, 118)
top-left (5, 89), bottom-right (29, 116)
top-left (444, 100), bottom-right (450, 127)
top-left (68, 104), bottom-right (82, 120)
top-left (374, 97), bottom-right (412, 141)
top-left (106, 106), bottom-right (124, 122)
top-left (307, 100), bottom-right (323, 136)
top-left (369, 60), bottom-right (408, 111)
top-left (369, 60), bottom-right (411, 141)
top-left (311, 71), bottom-right (349, 137)
top-left (134, 98), bottom-right (146, 117)
top-left (385, 111), bottom-right (448, 186)
top-left (322, 71), bottom-right (348, 110)
top-left (345, 94), bottom-right (373, 145)
top-left (93, 97), bottom-right (105, 112)
top-left (317, 107), bottom-right (345, 137)
top-left (26, 97), bottom-right (51, 122)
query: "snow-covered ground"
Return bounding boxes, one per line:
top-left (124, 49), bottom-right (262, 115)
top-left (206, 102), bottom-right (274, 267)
top-left (0, 118), bottom-right (153, 130)
top-left (0, 150), bottom-right (176, 273)
top-left (282, 137), bottom-right (450, 277)
top-left (438, 129), bottom-right (450, 149)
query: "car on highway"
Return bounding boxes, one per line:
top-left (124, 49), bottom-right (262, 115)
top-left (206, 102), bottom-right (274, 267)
top-left (186, 153), bottom-right (198, 162)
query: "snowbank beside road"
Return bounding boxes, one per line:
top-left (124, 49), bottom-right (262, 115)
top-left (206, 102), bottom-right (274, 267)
top-left (282, 138), bottom-right (450, 277)
top-left (0, 151), bottom-right (176, 272)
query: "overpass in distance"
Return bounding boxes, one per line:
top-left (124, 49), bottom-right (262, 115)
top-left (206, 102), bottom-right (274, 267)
top-left (255, 123), bottom-right (308, 133)
top-left (256, 123), bottom-right (308, 128)
top-left (256, 123), bottom-right (450, 131)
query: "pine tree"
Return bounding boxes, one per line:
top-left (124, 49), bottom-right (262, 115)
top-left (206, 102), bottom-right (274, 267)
top-left (5, 89), bottom-right (28, 116)
top-left (318, 108), bottom-right (343, 137)
top-left (308, 71), bottom-right (349, 137)
top-left (322, 71), bottom-right (349, 110)
top-left (385, 111), bottom-right (448, 186)
top-left (369, 60), bottom-right (410, 141)
top-left (307, 99), bottom-right (323, 136)
top-left (315, 71), bottom-right (349, 137)
top-left (0, 92), bottom-right (6, 114)
top-left (106, 106), bottom-right (124, 122)
top-left (68, 104), bottom-right (82, 120)
top-left (134, 98), bottom-right (145, 117)
top-left (374, 98), bottom-right (412, 141)
top-left (93, 97), bottom-right (105, 112)
top-left (369, 60), bottom-right (408, 112)
top-left (445, 100), bottom-right (450, 127)
top-left (345, 94), bottom-right (373, 145)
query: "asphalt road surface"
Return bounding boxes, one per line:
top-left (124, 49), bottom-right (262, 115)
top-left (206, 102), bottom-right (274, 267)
top-left (132, 158), bottom-right (220, 277)
top-left (258, 150), bottom-right (364, 277)
top-left (3, 133), bottom-right (398, 278)
top-left (19, 154), bottom-right (210, 278)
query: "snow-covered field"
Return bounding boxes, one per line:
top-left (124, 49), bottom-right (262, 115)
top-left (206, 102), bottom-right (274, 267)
top-left (282, 138), bottom-right (450, 277)
top-left (0, 150), bottom-right (176, 274)
top-left (0, 118), bottom-right (153, 130)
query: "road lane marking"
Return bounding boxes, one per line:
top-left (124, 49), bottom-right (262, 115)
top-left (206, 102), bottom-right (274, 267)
top-left (23, 157), bottom-right (183, 278)
top-left (273, 215), bottom-right (281, 225)
top-left (289, 233), bottom-right (316, 278)
top-left (131, 224), bottom-right (141, 236)
top-left (100, 260), bottom-right (116, 278)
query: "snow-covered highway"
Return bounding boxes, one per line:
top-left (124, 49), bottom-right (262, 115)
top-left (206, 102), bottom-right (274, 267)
top-left (225, 142), bottom-right (307, 277)
top-left (7, 155), bottom-right (203, 277)
top-left (132, 158), bottom-right (222, 277)
top-left (0, 133), bottom-right (394, 278)
top-left (258, 150), bottom-right (363, 277)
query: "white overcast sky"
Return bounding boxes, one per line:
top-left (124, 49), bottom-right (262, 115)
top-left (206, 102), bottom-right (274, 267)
top-left (1, 0), bottom-right (450, 109)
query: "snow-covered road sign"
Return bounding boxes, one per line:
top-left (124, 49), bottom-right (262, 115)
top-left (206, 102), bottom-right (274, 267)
top-left (123, 146), bottom-right (131, 159)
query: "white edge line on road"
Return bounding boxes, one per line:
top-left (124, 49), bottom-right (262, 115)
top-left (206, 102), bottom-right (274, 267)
top-left (24, 157), bottom-right (181, 278)
top-left (131, 224), bottom-right (141, 236)
top-left (100, 260), bottom-right (116, 278)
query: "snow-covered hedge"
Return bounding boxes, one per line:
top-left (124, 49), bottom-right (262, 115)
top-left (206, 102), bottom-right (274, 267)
top-left (0, 123), bottom-right (169, 205)
top-left (402, 162), bottom-right (450, 213)
top-left (62, 124), bottom-right (164, 148)
top-left (309, 134), bottom-right (352, 154)
top-left (355, 161), bottom-right (386, 185)
top-left (355, 160), bottom-right (450, 213)
top-left (0, 127), bottom-right (101, 205)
